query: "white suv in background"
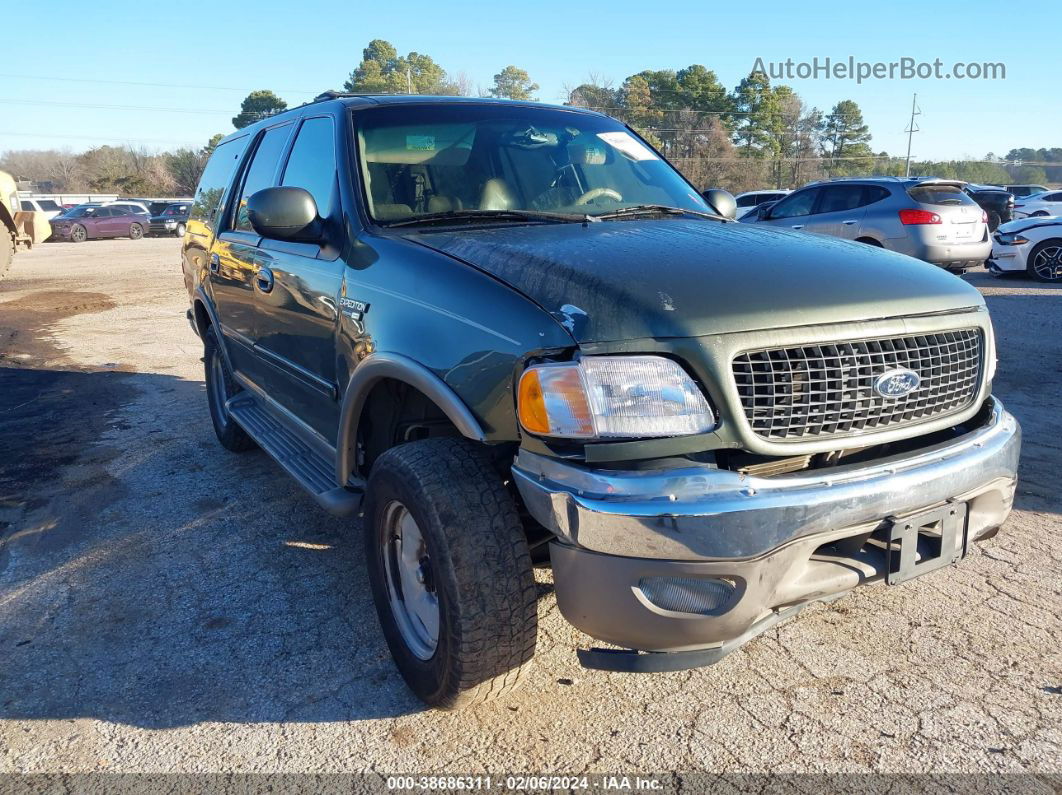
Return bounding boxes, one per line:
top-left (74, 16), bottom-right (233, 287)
top-left (19, 198), bottom-right (64, 220)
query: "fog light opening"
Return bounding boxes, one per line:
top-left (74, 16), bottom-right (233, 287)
top-left (636, 576), bottom-right (739, 616)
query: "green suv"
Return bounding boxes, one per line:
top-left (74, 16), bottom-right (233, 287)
top-left (182, 93), bottom-right (1020, 708)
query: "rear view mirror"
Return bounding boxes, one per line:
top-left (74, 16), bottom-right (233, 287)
top-left (247, 186), bottom-right (322, 242)
top-left (701, 188), bottom-right (737, 220)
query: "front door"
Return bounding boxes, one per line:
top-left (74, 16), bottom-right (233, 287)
top-left (804, 184), bottom-right (866, 240)
top-left (251, 116), bottom-right (344, 439)
top-left (208, 121), bottom-right (293, 383)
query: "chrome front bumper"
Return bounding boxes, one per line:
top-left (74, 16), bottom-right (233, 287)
top-left (513, 399), bottom-right (1020, 661)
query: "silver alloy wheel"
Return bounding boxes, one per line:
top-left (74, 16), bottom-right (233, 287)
top-left (1033, 245), bottom-right (1062, 281)
top-left (71, 225), bottom-right (86, 242)
top-left (130, 223), bottom-right (142, 240)
top-left (381, 500), bottom-right (440, 660)
top-left (176, 223), bottom-right (186, 237)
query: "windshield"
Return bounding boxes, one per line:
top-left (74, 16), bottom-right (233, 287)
top-left (63, 206), bottom-right (98, 218)
top-left (162, 205), bottom-right (188, 216)
top-left (353, 104), bottom-right (710, 225)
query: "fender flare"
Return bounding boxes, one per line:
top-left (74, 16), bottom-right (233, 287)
top-left (335, 352), bottom-right (487, 484)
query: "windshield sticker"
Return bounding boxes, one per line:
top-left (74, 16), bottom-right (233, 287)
top-left (406, 135), bottom-right (436, 151)
top-left (596, 131), bottom-right (658, 161)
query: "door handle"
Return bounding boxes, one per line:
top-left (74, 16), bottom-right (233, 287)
top-left (842, 219), bottom-right (858, 226)
top-left (209, 253), bottom-right (220, 273)
top-left (256, 266), bottom-right (275, 293)
top-left (791, 224), bottom-right (805, 230)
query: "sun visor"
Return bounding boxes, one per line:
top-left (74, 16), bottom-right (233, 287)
top-left (361, 123), bottom-right (476, 165)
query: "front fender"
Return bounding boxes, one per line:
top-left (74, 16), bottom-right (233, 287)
top-left (335, 352), bottom-right (487, 484)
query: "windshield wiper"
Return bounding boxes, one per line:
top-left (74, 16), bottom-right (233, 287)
top-left (593, 204), bottom-right (729, 222)
top-left (382, 209), bottom-right (589, 228)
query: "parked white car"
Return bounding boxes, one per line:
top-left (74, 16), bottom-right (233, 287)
top-left (732, 189), bottom-right (790, 216)
top-left (19, 197), bottom-right (64, 220)
top-left (1012, 190), bottom-right (1062, 219)
top-left (988, 216), bottom-right (1062, 281)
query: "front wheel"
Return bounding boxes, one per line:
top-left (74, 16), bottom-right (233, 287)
top-left (175, 222), bottom-right (186, 237)
top-left (364, 438), bottom-right (537, 709)
top-left (129, 223), bottom-right (143, 240)
top-left (1028, 239), bottom-right (1062, 282)
top-left (70, 224), bottom-right (87, 243)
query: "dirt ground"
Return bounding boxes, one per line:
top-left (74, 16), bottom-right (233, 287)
top-left (0, 238), bottom-right (1059, 780)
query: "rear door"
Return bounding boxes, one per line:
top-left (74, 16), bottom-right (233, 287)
top-left (209, 121), bottom-right (293, 382)
top-left (803, 184), bottom-right (867, 239)
top-left (251, 115), bottom-right (345, 439)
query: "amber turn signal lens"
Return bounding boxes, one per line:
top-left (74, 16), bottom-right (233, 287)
top-left (517, 364), bottom-right (594, 438)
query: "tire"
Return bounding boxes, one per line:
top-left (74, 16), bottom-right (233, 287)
top-left (1027, 239), bottom-right (1062, 282)
top-left (987, 211), bottom-right (1001, 232)
top-left (364, 438), bottom-right (536, 709)
top-left (0, 224), bottom-right (12, 280)
top-left (175, 222), bottom-right (186, 237)
top-left (203, 324), bottom-right (255, 452)
top-left (70, 224), bottom-right (87, 243)
top-left (129, 223), bottom-right (143, 240)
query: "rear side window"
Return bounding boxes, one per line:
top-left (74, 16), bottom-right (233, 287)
top-left (234, 123), bottom-right (292, 232)
top-left (38, 200), bottom-right (60, 211)
top-left (906, 185), bottom-right (976, 206)
top-left (1044, 193), bottom-right (1062, 202)
top-left (281, 117), bottom-right (337, 219)
top-left (816, 185), bottom-right (864, 213)
top-left (20, 201), bottom-right (32, 210)
top-left (190, 136), bottom-right (248, 225)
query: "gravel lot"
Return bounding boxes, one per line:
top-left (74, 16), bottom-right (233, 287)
top-left (0, 238), bottom-right (1060, 779)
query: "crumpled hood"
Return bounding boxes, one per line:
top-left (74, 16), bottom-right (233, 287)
top-left (409, 218), bottom-right (985, 343)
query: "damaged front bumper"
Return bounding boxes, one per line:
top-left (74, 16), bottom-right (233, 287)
top-left (512, 398), bottom-right (1020, 671)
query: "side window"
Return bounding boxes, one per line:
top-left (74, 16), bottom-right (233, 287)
top-left (281, 117), bottom-right (337, 219)
top-left (96, 207), bottom-right (115, 217)
top-left (234, 124), bottom-right (292, 232)
top-left (860, 186), bottom-right (890, 207)
top-left (190, 136), bottom-right (248, 225)
top-left (1046, 193), bottom-right (1062, 202)
top-left (770, 188), bottom-right (818, 219)
top-left (816, 185), bottom-right (865, 214)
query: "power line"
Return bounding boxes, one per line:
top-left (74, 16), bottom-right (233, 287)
top-left (0, 131), bottom-right (204, 147)
top-left (0, 72), bottom-right (318, 96)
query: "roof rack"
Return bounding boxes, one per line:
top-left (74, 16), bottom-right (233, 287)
top-left (312, 90), bottom-right (367, 103)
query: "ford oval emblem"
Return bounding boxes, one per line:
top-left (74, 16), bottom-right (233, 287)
top-left (874, 368), bottom-right (921, 399)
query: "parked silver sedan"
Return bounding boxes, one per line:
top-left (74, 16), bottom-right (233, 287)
top-left (744, 177), bottom-right (990, 272)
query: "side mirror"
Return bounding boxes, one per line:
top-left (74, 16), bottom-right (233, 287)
top-left (701, 188), bottom-right (737, 220)
top-left (247, 186), bottom-right (322, 242)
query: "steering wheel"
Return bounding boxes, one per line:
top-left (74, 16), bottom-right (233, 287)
top-left (574, 188), bottom-right (623, 206)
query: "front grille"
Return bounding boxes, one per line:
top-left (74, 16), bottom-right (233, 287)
top-left (732, 329), bottom-right (983, 441)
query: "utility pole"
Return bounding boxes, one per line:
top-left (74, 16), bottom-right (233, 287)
top-left (904, 93), bottom-right (921, 178)
top-left (407, 68), bottom-right (412, 95)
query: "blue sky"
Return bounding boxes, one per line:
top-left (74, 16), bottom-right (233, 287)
top-left (2, 0), bottom-right (1055, 161)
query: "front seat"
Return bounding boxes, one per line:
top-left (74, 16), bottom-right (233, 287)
top-left (479, 178), bottom-right (517, 210)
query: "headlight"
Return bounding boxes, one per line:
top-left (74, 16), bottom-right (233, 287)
top-left (165, 220), bottom-right (177, 227)
top-left (517, 355), bottom-right (716, 439)
top-left (994, 232), bottom-right (1029, 246)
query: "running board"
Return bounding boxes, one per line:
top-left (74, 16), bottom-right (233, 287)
top-left (226, 395), bottom-right (363, 516)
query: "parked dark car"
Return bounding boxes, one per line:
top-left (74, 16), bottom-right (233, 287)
top-left (50, 204), bottom-right (147, 242)
top-left (964, 185), bottom-right (1014, 231)
top-left (182, 93), bottom-right (1018, 709)
top-left (148, 202), bottom-right (191, 237)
